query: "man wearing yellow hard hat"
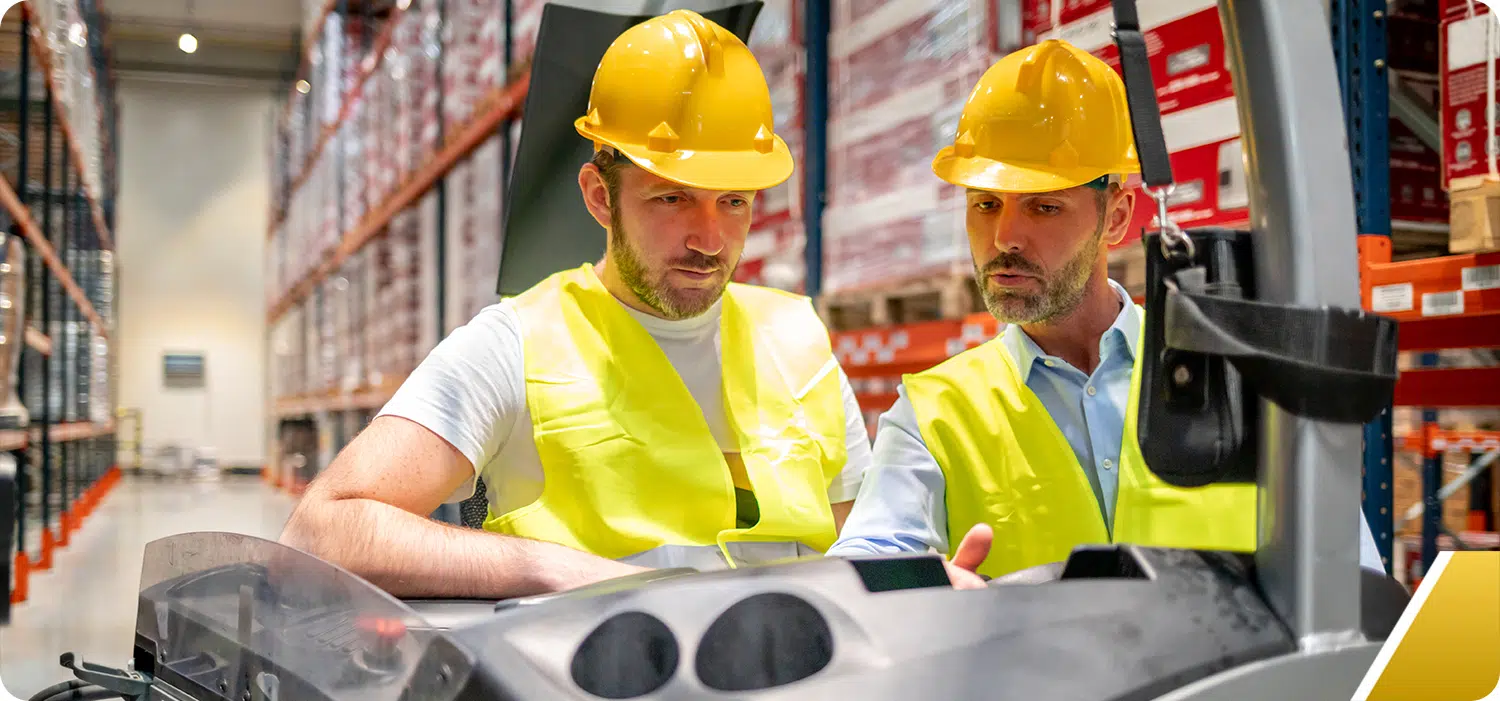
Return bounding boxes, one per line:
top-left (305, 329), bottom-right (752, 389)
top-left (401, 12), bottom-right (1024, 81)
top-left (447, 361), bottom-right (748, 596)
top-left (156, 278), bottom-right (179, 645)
top-left (281, 10), bottom-right (871, 600)
top-left (826, 39), bottom-right (1385, 587)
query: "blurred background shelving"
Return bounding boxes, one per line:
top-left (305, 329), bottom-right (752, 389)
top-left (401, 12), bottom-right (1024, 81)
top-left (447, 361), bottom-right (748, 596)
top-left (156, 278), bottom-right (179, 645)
top-left (0, 0), bottom-right (120, 608)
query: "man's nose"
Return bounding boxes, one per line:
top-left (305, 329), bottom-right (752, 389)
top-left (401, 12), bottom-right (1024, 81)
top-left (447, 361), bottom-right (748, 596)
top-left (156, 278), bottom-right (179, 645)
top-left (990, 201), bottom-right (1029, 253)
top-left (686, 202), bottom-right (725, 256)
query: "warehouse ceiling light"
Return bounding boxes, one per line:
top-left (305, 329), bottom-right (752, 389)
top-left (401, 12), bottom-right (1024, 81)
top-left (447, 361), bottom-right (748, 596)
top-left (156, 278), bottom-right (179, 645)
top-left (296, 80), bottom-right (311, 94)
top-left (179, 0), bottom-right (198, 54)
top-left (68, 22), bottom-right (86, 47)
top-left (397, 0), bottom-right (411, 9)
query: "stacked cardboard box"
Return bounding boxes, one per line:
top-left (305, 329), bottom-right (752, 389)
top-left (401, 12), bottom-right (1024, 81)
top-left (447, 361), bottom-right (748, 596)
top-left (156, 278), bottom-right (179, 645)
top-left (737, 0), bottom-right (807, 293)
top-left (821, 0), bottom-right (995, 294)
top-left (444, 135), bottom-right (506, 331)
top-left (443, 0), bottom-right (505, 131)
top-left (1025, 0), bottom-right (1249, 240)
top-left (511, 0), bottom-right (546, 65)
top-left (1441, 1), bottom-right (1500, 251)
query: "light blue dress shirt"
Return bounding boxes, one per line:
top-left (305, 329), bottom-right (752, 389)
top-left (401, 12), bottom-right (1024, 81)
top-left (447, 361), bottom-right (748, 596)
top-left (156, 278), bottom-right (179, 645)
top-left (828, 280), bottom-right (1386, 571)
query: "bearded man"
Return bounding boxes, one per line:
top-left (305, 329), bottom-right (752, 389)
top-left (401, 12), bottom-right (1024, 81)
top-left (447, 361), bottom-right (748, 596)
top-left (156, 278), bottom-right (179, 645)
top-left (280, 10), bottom-right (871, 600)
top-left (825, 39), bottom-right (1384, 587)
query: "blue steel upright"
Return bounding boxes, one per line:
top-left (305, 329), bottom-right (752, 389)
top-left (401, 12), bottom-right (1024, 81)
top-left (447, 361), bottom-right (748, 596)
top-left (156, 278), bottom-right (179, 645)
top-left (801, 0), bottom-right (829, 298)
top-left (1331, 0), bottom-right (1394, 572)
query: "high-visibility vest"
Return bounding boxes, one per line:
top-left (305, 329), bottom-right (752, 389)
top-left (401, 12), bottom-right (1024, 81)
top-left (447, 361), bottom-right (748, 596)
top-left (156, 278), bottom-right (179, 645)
top-left (486, 264), bottom-right (849, 569)
top-left (904, 316), bottom-right (1257, 579)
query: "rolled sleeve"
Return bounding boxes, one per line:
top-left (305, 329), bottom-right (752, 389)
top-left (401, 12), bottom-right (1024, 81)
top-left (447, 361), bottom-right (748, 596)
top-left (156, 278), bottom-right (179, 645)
top-left (826, 386), bottom-right (952, 557)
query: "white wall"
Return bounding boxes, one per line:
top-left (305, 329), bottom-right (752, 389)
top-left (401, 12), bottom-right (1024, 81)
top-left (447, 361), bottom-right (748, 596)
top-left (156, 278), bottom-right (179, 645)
top-left (116, 77), bottom-right (275, 468)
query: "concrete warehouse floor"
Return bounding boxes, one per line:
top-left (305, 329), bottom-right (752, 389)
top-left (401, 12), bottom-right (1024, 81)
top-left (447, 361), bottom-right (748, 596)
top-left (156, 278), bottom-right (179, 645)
top-left (0, 474), bottom-right (296, 698)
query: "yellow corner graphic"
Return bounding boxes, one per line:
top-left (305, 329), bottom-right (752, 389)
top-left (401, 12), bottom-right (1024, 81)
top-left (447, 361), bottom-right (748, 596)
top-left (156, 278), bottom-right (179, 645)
top-left (1353, 551), bottom-right (1500, 701)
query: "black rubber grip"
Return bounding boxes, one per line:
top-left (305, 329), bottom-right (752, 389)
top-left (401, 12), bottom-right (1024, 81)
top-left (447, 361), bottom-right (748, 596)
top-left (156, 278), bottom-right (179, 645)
top-left (1112, 0), bottom-right (1173, 188)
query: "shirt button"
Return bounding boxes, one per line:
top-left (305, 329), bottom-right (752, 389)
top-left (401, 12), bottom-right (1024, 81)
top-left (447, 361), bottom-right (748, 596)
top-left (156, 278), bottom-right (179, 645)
top-left (1086, 385), bottom-right (1097, 396)
top-left (1103, 459), bottom-right (1115, 470)
top-left (1044, 360), bottom-right (1056, 368)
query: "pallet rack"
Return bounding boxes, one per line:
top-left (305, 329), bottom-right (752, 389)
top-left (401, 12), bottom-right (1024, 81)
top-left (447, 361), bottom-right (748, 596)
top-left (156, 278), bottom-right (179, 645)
top-left (1334, 0), bottom-right (1500, 576)
top-left (264, 0), bottom-right (534, 493)
top-left (1, 1), bottom-right (121, 612)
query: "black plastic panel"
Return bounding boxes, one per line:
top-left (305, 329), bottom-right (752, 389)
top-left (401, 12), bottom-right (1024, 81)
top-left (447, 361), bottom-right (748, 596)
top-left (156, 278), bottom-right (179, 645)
top-left (696, 593), bottom-right (833, 691)
top-left (847, 555), bottom-right (950, 593)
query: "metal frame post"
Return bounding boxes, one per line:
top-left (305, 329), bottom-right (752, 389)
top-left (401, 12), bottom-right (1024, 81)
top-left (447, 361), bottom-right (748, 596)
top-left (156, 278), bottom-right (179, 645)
top-left (1330, 0), bottom-right (1395, 573)
top-left (801, 0), bottom-right (829, 298)
top-left (57, 149), bottom-right (70, 544)
top-left (13, 11), bottom-right (32, 583)
top-left (1217, 0), bottom-right (1366, 644)
top-left (36, 81), bottom-right (54, 569)
top-left (1419, 351), bottom-right (1441, 574)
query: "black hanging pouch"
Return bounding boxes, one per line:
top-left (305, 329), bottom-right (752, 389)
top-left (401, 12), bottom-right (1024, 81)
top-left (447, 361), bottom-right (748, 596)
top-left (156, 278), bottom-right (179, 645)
top-left (1111, 0), bottom-right (1399, 488)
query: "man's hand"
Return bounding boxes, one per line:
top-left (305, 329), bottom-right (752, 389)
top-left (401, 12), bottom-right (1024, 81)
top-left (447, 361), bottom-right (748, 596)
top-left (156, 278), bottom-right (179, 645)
top-left (943, 523), bottom-right (993, 590)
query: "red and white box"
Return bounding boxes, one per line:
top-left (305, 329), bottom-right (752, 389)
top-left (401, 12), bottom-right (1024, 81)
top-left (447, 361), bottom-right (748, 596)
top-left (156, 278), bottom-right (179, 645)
top-left (511, 0), bottom-right (544, 65)
top-left (1121, 99), bottom-right (1250, 240)
top-left (830, 0), bottom-right (992, 118)
top-left (735, 220), bottom-right (808, 293)
top-left (1440, 5), bottom-right (1499, 190)
top-left (1021, 0), bottom-right (1113, 44)
top-left (1390, 71), bottom-right (1450, 223)
top-left (822, 0), bottom-right (995, 292)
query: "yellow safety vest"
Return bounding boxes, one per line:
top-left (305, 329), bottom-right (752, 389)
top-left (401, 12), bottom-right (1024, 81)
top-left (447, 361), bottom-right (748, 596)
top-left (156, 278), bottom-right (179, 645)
top-left (905, 316), bottom-right (1257, 579)
top-left (486, 264), bottom-right (848, 567)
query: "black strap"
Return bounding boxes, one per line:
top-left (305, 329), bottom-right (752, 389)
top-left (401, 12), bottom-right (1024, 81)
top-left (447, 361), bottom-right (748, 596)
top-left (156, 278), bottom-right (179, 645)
top-left (1111, 0), bottom-right (1173, 188)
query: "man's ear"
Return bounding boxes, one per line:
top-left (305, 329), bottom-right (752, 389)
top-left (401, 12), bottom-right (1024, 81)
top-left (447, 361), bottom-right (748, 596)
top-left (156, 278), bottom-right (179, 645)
top-left (1103, 186), bottom-right (1136, 247)
top-left (578, 163), bottom-right (612, 230)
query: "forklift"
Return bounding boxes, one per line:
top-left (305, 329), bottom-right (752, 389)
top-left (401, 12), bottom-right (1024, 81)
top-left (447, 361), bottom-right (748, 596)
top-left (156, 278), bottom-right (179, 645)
top-left (9, 0), bottom-right (1416, 698)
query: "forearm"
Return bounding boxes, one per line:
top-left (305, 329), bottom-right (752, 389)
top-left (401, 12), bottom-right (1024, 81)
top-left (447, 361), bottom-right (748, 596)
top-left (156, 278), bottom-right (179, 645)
top-left (281, 496), bottom-right (640, 599)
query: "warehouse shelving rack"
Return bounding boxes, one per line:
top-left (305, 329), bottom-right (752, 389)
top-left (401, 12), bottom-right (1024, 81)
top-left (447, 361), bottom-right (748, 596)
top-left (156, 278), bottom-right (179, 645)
top-left (264, 0), bottom-right (530, 494)
top-left (1, 1), bottom-right (121, 610)
top-left (1334, 0), bottom-right (1500, 577)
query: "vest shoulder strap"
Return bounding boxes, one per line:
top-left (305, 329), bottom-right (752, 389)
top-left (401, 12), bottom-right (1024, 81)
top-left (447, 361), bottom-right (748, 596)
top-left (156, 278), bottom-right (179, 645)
top-left (725, 283), bottom-right (837, 399)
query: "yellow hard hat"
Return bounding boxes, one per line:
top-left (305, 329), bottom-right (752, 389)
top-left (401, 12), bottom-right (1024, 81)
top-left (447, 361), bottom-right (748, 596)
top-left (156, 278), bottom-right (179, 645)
top-left (932, 39), bottom-right (1141, 194)
top-left (575, 10), bottom-right (793, 192)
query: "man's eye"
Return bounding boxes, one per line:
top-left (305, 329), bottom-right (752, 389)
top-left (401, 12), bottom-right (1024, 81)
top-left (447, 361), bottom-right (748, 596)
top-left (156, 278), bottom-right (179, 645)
top-left (726, 198), bottom-right (748, 208)
top-left (972, 200), bottom-right (999, 212)
top-left (1034, 203), bottom-right (1062, 215)
top-left (657, 195), bottom-right (684, 204)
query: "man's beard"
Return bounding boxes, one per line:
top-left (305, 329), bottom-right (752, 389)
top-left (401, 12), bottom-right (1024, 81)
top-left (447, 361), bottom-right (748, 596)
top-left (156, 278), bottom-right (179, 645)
top-left (609, 209), bottom-right (732, 320)
top-left (975, 230), bottom-right (1103, 325)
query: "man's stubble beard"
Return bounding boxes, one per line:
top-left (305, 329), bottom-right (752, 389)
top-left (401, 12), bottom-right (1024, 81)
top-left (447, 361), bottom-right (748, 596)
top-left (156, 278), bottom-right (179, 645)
top-left (608, 206), bottom-right (732, 320)
top-left (975, 223), bottom-right (1105, 325)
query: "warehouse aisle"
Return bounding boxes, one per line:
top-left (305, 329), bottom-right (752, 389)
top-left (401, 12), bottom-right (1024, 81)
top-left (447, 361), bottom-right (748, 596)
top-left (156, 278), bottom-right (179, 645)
top-left (0, 475), bottom-right (296, 698)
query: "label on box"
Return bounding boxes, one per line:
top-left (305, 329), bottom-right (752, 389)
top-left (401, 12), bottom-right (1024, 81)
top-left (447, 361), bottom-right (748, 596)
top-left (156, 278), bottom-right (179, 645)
top-left (1124, 128), bottom-right (1250, 236)
top-left (1421, 290), bottom-right (1466, 315)
top-left (1371, 283), bottom-right (1415, 313)
top-left (1441, 10), bottom-right (1500, 188)
top-left (1094, 6), bottom-right (1233, 116)
top-left (1462, 263), bottom-right (1500, 289)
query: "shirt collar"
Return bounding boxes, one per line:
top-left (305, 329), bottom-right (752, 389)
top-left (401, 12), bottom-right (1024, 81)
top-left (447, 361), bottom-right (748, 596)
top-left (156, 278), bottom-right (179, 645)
top-left (1000, 279), bottom-right (1141, 382)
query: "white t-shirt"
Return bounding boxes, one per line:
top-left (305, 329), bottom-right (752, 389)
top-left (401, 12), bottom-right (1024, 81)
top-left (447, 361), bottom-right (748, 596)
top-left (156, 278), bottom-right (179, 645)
top-left (378, 296), bottom-right (873, 513)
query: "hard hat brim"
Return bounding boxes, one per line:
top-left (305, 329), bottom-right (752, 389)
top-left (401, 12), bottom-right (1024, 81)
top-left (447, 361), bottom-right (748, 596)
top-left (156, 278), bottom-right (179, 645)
top-left (931, 145), bottom-right (1141, 194)
top-left (577, 120), bottom-right (795, 192)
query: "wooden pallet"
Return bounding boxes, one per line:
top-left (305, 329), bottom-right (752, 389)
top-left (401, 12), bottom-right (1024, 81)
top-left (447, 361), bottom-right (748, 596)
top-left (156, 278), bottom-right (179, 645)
top-left (817, 272), bottom-right (984, 332)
